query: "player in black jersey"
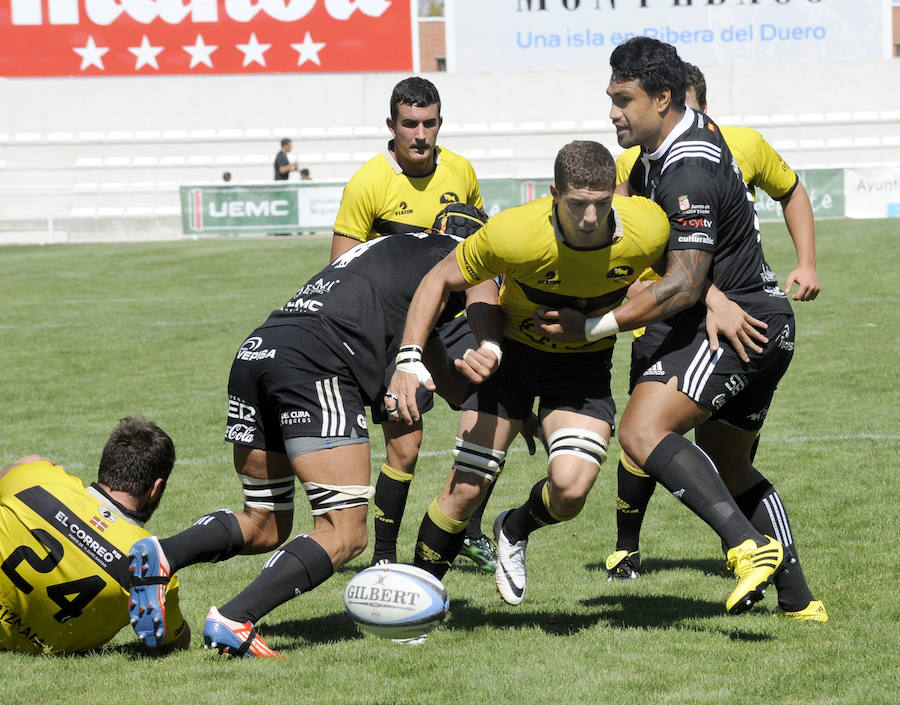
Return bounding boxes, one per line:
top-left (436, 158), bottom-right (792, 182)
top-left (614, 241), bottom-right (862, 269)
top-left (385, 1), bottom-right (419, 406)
top-left (126, 205), bottom-right (493, 657)
top-left (538, 38), bottom-right (823, 619)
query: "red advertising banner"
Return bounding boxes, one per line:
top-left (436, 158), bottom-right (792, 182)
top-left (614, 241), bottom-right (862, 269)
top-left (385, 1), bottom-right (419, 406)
top-left (0, 0), bottom-right (413, 77)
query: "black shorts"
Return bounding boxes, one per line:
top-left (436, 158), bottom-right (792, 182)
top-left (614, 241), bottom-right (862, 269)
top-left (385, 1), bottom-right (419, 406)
top-left (462, 338), bottom-right (616, 427)
top-left (370, 314), bottom-right (477, 423)
top-left (632, 312), bottom-right (795, 431)
top-left (226, 325), bottom-right (369, 453)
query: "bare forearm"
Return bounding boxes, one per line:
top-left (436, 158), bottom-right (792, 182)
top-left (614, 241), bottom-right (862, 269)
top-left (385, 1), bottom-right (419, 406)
top-left (781, 182), bottom-right (816, 268)
top-left (612, 249), bottom-right (709, 331)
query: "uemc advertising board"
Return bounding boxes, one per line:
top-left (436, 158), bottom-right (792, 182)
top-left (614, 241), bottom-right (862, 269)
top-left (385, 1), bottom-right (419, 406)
top-left (448, 0), bottom-right (890, 72)
top-left (181, 185), bottom-right (301, 234)
top-left (0, 0), bottom-right (413, 77)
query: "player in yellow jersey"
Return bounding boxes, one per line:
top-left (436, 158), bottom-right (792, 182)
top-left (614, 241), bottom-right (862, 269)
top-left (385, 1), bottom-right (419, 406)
top-left (384, 141), bottom-right (669, 605)
top-left (604, 59), bottom-right (826, 623)
top-left (331, 77), bottom-right (500, 572)
top-left (0, 418), bottom-right (189, 654)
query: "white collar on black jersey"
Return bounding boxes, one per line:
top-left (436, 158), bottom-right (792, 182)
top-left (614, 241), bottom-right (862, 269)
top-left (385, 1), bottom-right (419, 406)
top-left (642, 107), bottom-right (698, 163)
top-left (384, 140), bottom-right (442, 176)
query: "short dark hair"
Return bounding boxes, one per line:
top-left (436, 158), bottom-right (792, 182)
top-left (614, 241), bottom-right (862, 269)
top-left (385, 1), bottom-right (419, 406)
top-left (281, 138), bottom-right (292, 148)
top-left (97, 417), bottom-right (175, 497)
top-left (683, 62), bottom-right (708, 112)
top-left (609, 37), bottom-right (686, 111)
top-left (554, 141), bottom-right (616, 194)
top-left (390, 76), bottom-right (441, 121)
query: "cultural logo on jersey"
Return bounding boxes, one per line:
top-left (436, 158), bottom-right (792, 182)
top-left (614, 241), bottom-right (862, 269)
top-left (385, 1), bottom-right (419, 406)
top-left (1, 0), bottom-right (413, 77)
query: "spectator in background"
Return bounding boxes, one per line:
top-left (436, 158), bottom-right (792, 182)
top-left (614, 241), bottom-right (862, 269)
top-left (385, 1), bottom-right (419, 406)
top-left (222, 171), bottom-right (232, 183)
top-left (274, 139), bottom-right (298, 181)
top-left (300, 168), bottom-right (311, 181)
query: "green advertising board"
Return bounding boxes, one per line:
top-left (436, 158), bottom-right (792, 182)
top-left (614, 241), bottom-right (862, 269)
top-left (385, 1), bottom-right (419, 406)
top-left (754, 169), bottom-right (844, 220)
top-left (180, 185), bottom-right (302, 234)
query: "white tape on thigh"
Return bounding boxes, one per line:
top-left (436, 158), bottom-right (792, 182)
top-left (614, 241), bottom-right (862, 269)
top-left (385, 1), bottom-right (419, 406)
top-left (301, 482), bottom-right (375, 516)
top-left (547, 428), bottom-right (608, 468)
top-left (452, 438), bottom-right (506, 481)
top-left (237, 473), bottom-right (295, 511)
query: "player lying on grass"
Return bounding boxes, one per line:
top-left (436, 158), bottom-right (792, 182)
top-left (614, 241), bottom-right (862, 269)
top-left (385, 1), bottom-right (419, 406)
top-left (0, 418), bottom-right (190, 654)
top-left (125, 204), bottom-right (507, 658)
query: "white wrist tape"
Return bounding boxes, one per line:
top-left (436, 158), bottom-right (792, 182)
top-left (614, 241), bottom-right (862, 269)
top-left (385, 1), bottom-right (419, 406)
top-left (584, 311), bottom-right (619, 342)
top-left (479, 340), bottom-right (503, 365)
top-left (396, 345), bottom-right (432, 386)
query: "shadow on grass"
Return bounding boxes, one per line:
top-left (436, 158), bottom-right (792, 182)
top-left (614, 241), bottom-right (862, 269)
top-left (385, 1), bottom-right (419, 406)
top-left (265, 609), bottom-right (365, 645)
top-left (585, 556), bottom-right (727, 576)
top-left (444, 595), bottom-right (773, 642)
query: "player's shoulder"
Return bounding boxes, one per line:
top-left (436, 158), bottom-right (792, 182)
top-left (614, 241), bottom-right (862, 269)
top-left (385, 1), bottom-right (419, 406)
top-left (613, 194), bottom-right (669, 246)
top-left (615, 146), bottom-right (641, 184)
top-left (435, 144), bottom-right (472, 168)
top-left (0, 457), bottom-right (74, 491)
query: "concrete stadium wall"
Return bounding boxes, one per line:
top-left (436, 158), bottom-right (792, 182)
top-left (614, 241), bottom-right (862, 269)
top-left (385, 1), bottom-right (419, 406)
top-left (2, 59), bottom-right (899, 242)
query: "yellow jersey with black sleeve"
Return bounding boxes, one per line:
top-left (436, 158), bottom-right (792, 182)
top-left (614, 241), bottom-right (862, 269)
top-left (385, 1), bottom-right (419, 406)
top-left (455, 193), bottom-right (669, 353)
top-left (333, 142), bottom-right (483, 244)
top-left (0, 459), bottom-right (185, 654)
top-left (616, 126), bottom-right (798, 200)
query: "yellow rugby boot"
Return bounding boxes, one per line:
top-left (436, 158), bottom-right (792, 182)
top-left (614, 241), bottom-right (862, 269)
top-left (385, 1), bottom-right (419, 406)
top-left (725, 536), bottom-right (784, 614)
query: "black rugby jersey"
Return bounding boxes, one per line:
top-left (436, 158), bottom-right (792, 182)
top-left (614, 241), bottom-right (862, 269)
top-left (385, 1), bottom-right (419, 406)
top-left (629, 108), bottom-right (791, 321)
top-left (261, 232), bottom-right (466, 402)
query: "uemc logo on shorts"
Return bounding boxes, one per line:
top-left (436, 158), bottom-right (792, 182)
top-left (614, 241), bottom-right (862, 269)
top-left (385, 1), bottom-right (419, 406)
top-left (225, 423), bottom-right (255, 443)
top-left (236, 336), bottom-right (276, 361)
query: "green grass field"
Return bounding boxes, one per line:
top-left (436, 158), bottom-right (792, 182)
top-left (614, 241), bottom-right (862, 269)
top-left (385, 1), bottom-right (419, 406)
top-left (1, 219), bottom-right (897, 705)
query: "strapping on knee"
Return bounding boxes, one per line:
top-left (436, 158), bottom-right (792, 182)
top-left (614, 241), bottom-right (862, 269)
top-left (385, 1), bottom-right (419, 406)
top-left (238, 473), bottom-right (296, 512)
top-left (302, 482), bottom-right (374, 516)
top-left (547, 428), bottom-right (608, 468)
top-left (452, 438), bottom-right (506, 481)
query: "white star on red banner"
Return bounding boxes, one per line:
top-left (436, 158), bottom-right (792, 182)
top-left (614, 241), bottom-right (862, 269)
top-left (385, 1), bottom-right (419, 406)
top-left (183, 34), bottom-right (218, 69)
top-left (236, 33), bottom-right (271, 67)
top-left (128, 35), bottom-right (164, 70)
top-left (73, 36), bottom-right (110, 71)
top-left (290, 32), bottom-right (326, 67)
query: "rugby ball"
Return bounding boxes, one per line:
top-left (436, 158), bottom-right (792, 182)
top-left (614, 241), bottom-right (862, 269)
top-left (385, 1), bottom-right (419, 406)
top-left (344, 563), bottom-right (449, 639)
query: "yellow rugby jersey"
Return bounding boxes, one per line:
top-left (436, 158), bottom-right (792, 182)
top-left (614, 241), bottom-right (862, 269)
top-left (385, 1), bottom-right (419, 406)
top-left (615, 125), bottom-right (798, 198)
top-left (456, 194), bottom-right (669, 353)
top-left (0, 460), bottom-right (185, 654)
top-left (333, 143), bottom-right (483, 243)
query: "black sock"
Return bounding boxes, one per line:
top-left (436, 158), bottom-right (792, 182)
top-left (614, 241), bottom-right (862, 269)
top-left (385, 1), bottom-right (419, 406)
top-left (643, 433), bottom-right (764, 549)
top-left (159, 509), bottom-right (244, 572)
top-left (465, 481), bottom-right (496, 539)
top-left (501, 478), bottom-right (560, 544)
top-left (615, 455), bottom-right (657, 553)
top-left (220, 534), bottom-right (334, 624)
top-left (734, 480), bottom-right (814, 611)
top-left (372, 463), bottom-right (413, 561)
top-left (413, 499), bottom-right (468, 580)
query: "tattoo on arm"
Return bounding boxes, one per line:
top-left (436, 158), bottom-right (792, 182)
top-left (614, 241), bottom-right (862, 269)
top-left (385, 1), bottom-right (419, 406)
top-left (653, 249), bottom-right (712, 318)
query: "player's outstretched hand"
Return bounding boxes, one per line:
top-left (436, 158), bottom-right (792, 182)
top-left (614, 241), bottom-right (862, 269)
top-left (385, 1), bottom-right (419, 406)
top-left (785, 264), bottom-right (821, 301)
top-left (705, 292), bottom-right (768, 363)
top-left (532, 308), bottom-right (588, 342)
top-left (455, 341), bottom-right (501, 384)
